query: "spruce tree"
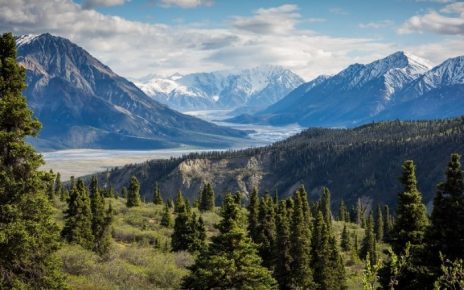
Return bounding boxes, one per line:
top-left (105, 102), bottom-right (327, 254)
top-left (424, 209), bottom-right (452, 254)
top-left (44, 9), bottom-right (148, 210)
top-left (174, 191), bottom-right (186, 213)
top-left (375, 204), bottom-right (384, 242)
top-left (256, 194), bottom-right (276, 269)
top-left (171, 198), bottom-right (203, 252)
top-left (341, 223), bottom-right (352, 252)
top-left (54, 172), bottom-right (63, 198)
top-left (0, 32), bottom-right (65, 289)
top-left (126, 176), bottom-right (141, 207)
top-left (274, 201), bottom-right (293, 289)
top-left (181, 194), bottom-right (277, 289)
top-left (289, 190), bottom-right (315, 288)
top-left (319, 187), bottom-right (332, 227)
top-left (392, 160), bottom-right (428, 254)
top-left (62, 178), bottom-right (94, 250)
top-left (360, 214), bottom-right (377, 265)
top-left (339, 199), bottom-right (348, 222)
top-left (153, 182), bottom-right (163, 205)
top-left (199, 183), bottom-right (215, 211)
top-left (160, 203), bottom-right (173, 227)
top-left (190, 213), bottom-right (206, 252)
top-left (89, 176), bottom-right (112, 256)
top-left (247, 187), bottom-right (260, 243)
top-left (47, 170), bottom-right (55, 201)
top-left (428, 153), bottom-right (464, 261)
top-left (383, 204), bottom-right (393, 241)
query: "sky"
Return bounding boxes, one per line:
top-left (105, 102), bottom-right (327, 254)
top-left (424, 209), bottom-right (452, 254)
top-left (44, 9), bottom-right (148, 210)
top-left (1, 0), bottom-right (463, 80)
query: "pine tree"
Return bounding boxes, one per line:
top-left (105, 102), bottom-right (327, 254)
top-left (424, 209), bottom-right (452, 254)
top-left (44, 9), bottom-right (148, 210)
top-left (356, 198), bottom-right (364, 226)
top-left (247, 188), bottom-right (260, 243)
top-left (161, 203), bottom-right (173, 227)
top-left (181, 194), bottom-right (277, 289)
top-left (341, 223), bottom-right (352, 251)
top-left (190, 213), bottom-right (206, 252)
top-left (360, 214), bottom-right (377, 265)
top-left (256, 194), bottom-right (276, 269)
top-left (339, 199), bottom-right (349, 222)
top-left (89, 176), bottom-right (112, 256)
top-left (392, 160), bottom-right (428, 254)
top-left (121, 186), bottom-right (128, 199)
top-left (375, 204), bottom-right (384, 242)
top-left (174, 191), bottom-right (186, 214)
top-left (199, 183), bottom-right (215, 211)
top-left (274, 201), bottom-right (293, 289)
top-left (289, 190), bottom-right (315, 288)
top-left (319, 187), bottom-right (332, 227)
top-left (0, 32), bottom-right (65, 289)
top-left (54, 172), bottom-right (63, 198)
top-left (383, 204), bottom-right (393, 241)
top-left (126, 176), bottom-right (141, 207)
top-left (153, 182), bottom-right (163, 205)
top-left (428, 153), bottom-right (464, 261)
top-left (62, 178), bottom-right (94, 250)
top-left (47, 170), bottom-right (55, 201)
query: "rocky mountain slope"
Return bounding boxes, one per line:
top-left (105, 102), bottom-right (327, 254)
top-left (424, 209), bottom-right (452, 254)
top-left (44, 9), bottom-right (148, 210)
top-left (228, 51), bottom-right (464, 127)
top-left (98, 117), bottom-right (464, 208)
top-left (16, 33), bottom-right (247, 150)
top-left (134, 65), bottom-right (304, 113)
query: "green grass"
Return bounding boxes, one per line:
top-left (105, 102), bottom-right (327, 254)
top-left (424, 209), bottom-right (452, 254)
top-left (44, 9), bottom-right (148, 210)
top-left (54, 198), bottom-right (372, 289)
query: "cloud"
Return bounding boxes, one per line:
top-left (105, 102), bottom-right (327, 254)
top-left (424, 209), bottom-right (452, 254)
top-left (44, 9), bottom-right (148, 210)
top-left (359, 20), bottom-right (394, 29)
top-left (231, 4), bottom-right (300, 34)
top-left (398, 2), bottom-right (464, 35)
top-left (82, 0), bottom-right (126, 9)
top-left (0, 0), bottom-right (457, 81)
top-left (158, 0), bottom-right (213, 8)
top-left (329, 7), bottom-right (349, 15)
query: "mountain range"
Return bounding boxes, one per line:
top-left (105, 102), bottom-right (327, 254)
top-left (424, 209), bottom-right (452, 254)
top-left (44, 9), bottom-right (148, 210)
top-left (134, 66), bottom-right (304, 114)
top-left (16, 33), bottom-right (248, 151)
top-left (228, 51), bottom-right (464, 127)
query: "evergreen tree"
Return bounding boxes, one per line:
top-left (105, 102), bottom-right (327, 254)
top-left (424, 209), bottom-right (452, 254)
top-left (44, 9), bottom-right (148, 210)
top-left (319, 187), bottom-right (332, 227)
top-left (428, 153), bottom-right (464, 261)
top-left (62, 178), bottom-right (94, 250)
top-left (392, 160), bottom-right (428, 254)
top-left (126, 176), bottom-right (141, 207)
top-left (375, 204), bottom-right (384, 242)
top-left (174, 191), bottom-right (186, 213)
top-left (190, 213), bottom-right (206, 252)
top-left (247, 187), bottom-right (260, 243)
top-left (360, 214), bottom-right (377, 265)
top-left (0, 32), bottom-right (65, 289)
top-left (339, 199), bottom-right (349, 222)
top-left (256, 194), bottom-right (276, 269)
top-left (199, 183), bottom-right (215, 211)
top-left (341, 223), bottom-right (352, 252)
top-left (181, 194), bottom-right (277, 289)
top-left (356, 198), bottom-right (364, 226)
top-left (160, 203), bottom-right (173, 227)
top-left (233, 191), bottom-right (241, 206)
top-left (171, 198), bottom-right (193, 251)
top-left (289, 190), bottom-right (315, 289)
top-left (121, 186), bottom-right (128, 199)
top-left (54, 172), bottom-right (62, 198)
top-left (89, 176), bottom-right (112, 256)
top-left (274, 201), bottom-right (292, 289)
top-left (383, 204), bottom-right (393, 241)
top-left (153, 182), bottom-right (163, 205)
top-left (47, 169), bottom-right (55, 201)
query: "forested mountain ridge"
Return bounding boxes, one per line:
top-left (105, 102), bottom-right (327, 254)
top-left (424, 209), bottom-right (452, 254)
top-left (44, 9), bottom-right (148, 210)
top-left (15, 33), bottom-right (247, 150)
top-left (99, 116), bottom-right (464, 208)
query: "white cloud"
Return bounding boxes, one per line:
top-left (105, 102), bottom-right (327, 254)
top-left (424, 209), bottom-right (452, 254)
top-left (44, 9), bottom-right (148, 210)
top-left (0, 0), bottom-right (459, 81)
top-left (82, 0), bottom-right (126, 9)
top-left (398, 2), bottom-right (464, 35)
top-left (359, 20), bottom-right (394, 29)
top-left (158, 0), bottom-right (213, 8)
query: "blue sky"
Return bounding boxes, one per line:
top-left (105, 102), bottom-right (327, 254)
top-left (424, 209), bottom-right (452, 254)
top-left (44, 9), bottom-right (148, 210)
top-left (1, 0), bottom-right (463, 79)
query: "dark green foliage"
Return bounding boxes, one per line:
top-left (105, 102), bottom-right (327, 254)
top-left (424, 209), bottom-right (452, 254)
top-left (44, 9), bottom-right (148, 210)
top-left (55, 172), bottom-right (63, 199)
top-left (289, 190), bottom-right (315, 289)
top-left (338, 199), bottom-right (349, 222)
top-left (0, 33), bottom-right (66, 288)
top-left (171, 198), bottom-right (206, 253)
top-left (153, 182), bottom-right (163, 205)
top-left (341, 223), bottom-right (351, 252)
top-left (190, 213), bottom-right (207, 252)
top-left (428, 153), bottom-right (464, 261)
top-left (274, 201), bottom-right (292, 289)
top-left (319, 187), bottom-right (332, 227)
top-left (392, 160), bottom-right (428, 254)
top-left (121, 186), bottom-right (128, 199)
top-left (174, 191), bottom-right (186, 214)
top-left (233, 191), bottom-right (241, 205)
top-left (90, 176), bottom-right (112, 256)
top-left (126, 176), bottom-right (141, 207)
top-left (355, 198), bottom-right (364, 226)
top-left (181, 194), bottom-right (277, 290)
top-left (247, 188), bottom-right (260, 243)
top-left (360, 214), bottom-right (377, 265)
top-left (160, 203), bottom-right (173, 227)
top-left (199, 183), bottom-right (215, 212)
top-left (375, 204), bottom-right (384, 242)
top-left (312, 211), bottom-right (347, 290)
top-left (256, 194), bottom-right (276, 269)
top-left (383, 204), bottom-right (393, 241)
top-left (62, 178), bottom-right (94, 250)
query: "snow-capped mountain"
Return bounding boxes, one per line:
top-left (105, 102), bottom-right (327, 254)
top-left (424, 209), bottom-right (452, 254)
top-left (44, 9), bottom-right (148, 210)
top-left (229, 51), bottom-right (449, 127)
top-left (16, 33), bottom-right (247, 150)
top-left (135, 65), bottom-right (304, 112)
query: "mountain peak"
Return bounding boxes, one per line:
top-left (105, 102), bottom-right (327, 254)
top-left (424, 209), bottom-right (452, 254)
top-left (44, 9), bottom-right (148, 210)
top-left (382, 51), bottom-right (432, 70)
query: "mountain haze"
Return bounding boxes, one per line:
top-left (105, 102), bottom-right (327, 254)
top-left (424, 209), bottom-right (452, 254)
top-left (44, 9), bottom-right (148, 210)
top-left (16, 33), bottom-right (247, 150)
